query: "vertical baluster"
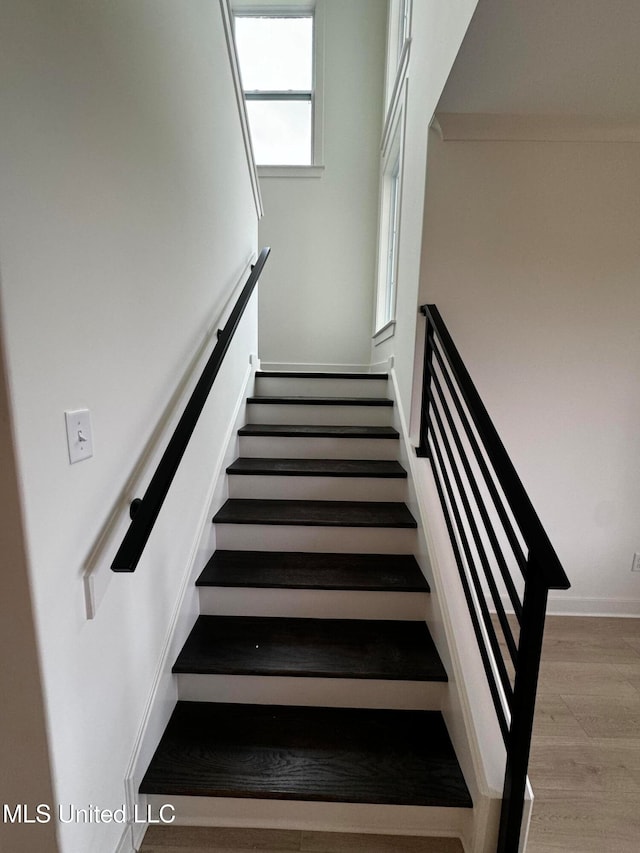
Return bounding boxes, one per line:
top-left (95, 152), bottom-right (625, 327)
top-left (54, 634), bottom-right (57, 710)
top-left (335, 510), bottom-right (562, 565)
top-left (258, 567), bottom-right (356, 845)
top-left (497, 557), bottom-right (549, 853)
top-left (416, 309), bottom-right (435, 458)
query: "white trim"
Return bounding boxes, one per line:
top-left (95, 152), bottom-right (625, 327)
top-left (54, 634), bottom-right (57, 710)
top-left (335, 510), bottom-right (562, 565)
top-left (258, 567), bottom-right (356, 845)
top-left (132, 821), bottom-right (147, 853)
top-left (387, 364), bottom-right (503, 853)
top-left (389, 366), bottom-right (502, 798)
top-left (258, 165), bottom-right (324, 178)
top-left (382, 38), bottom-right (411, 154)
top-left (434, 113), bottom-right (640, 143)
top-left (145, 795), bottom-right (470, 841)
top-left (371, 357), bottom-right (393, 372)
top-left (82, 255), bottom-right (257, 619)
top-left (383, 0), bottom-right (412, 111)
top-left (232, 0), bottom-right (315, 12)
top-left (114, 821), bottom-right (147, 853)
top-left (492, 593), bottom-right (640, 618)
top-left (547, 596), bottom-right (640, 617)
top-left (177, 673), bottom-right (442, 709)
top-left (312, 0), bottom-right (326, 167)
top-left (374, 80), bottom-right (408, 333)
top-left (519, 780), bottom-right (534, 853)
top-left (372, 319), bottom-right (396, 345)
top-left (122, 357), bottom-right (256, 832)
top-left (259, 361), bottom-right (388, 373)
top-left (219, 0), bottom-right (264, 218)
top-left (115, 824), bottom-right (134, 853)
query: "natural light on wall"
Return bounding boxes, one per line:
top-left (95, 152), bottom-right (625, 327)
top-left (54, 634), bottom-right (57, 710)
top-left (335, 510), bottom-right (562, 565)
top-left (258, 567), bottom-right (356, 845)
top-left (235, 15), bottom-right (313, 166)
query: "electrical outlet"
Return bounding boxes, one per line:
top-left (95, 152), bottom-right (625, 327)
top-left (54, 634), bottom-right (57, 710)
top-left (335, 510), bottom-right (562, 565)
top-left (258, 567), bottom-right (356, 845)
top-left (632, 553), bottom-right (640, 572)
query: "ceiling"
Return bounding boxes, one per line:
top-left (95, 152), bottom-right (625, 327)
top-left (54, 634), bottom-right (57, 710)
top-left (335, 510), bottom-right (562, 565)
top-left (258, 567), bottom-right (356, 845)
top-left (437, 0), bottom-right (640, 119)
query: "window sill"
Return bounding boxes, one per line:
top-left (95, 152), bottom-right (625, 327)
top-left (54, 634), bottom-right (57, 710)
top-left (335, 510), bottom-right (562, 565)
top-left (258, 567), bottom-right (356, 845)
top-left (257, 165), bottom-right (325, 179)
top-left (372, 320), bottom-right (396, 346)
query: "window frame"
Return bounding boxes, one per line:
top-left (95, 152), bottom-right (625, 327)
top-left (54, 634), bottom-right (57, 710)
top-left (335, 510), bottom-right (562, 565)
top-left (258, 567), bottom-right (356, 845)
top-left (373, 81), bottom-right (407, 342)
top-left (384, 156), bottom-right (401, 324)
top-left (384, 0), bottom-right (412, 111)
top-left (233, 1), bottom-right (325, 178)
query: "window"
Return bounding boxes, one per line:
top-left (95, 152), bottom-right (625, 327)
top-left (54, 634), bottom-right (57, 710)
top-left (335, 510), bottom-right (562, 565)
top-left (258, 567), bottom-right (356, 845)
top-left (374, 84), bottom-right (406, 340)
top-left (397, 0), bottom-right (410, 58)
top-left (384, 0), bottom-right (412, 109)
top-left (384, 158), bottom-right (401, 325)
top-left (234, 12), bottom-right (319, 168)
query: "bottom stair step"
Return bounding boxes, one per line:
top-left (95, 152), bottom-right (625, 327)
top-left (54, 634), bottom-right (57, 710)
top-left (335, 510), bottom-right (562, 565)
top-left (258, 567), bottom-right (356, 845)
top-left (140, 702), bottom-right (472, 808)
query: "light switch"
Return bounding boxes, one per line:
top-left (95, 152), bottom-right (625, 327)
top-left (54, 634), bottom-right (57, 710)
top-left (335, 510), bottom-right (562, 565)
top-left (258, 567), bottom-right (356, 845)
top-left (65, 409), bottom-right (93, 464)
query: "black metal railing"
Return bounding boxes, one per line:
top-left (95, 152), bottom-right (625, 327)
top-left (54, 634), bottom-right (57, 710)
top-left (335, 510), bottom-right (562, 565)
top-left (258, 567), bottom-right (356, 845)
top-left (111, 247), bottom-right (270, 572)
top-left (416, 304), bottom-right (570, 853)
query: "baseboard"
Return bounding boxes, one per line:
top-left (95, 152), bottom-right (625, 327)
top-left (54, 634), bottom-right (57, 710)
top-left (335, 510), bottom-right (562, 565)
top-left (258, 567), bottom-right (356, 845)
top-left (491, 593), bottom-right (640, 618)
top-left (115, 824), bottom-right (133, 853)
top-left (545, 595), bottom-right (640, 618)
top-left (259, 360), bottom-right (391, 373)
top-left (132, 820), bottom-right (147, 852)
top-left (122, 355), bottom-right (257, 836)
top-left (115, 820), bottom-right (148, 853)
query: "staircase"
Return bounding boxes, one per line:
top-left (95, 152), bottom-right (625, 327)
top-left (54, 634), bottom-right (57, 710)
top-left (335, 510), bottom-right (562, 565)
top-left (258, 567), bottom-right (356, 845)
top-left (140, 371), bottom-right (472, 840)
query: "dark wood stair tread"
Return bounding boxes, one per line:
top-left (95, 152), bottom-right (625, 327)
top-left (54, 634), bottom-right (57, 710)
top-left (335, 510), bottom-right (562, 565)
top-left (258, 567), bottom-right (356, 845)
top-left (238, 424), bottom-right (399, 439)
top-left (197, 551), bottom-right (429, 592)
top-left (256, 371), bottom-right (388, 380)
top-left (212, 499), bottom-right (417, 528)
top-left (140, 702), bottom-right (472, 808)
top-left (173, 616), bottom-right (446, 681)
top-left (247, 396), bottom-right (393, 407)
top-left (226, 458), bottom-right (407, 478)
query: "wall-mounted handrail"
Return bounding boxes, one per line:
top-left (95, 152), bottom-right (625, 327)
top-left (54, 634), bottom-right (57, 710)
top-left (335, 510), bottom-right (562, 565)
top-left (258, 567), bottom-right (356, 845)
top-left (416, 303), bottom-right (570, 853)
top-left (112, 247), bottom-right (270, 573)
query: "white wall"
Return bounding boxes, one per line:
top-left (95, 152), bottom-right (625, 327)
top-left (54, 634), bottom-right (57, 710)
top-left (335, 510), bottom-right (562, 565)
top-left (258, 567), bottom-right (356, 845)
top-left (257, 0), bottom-right (387, 367)
top-left (0, 2), bottom-right (258, 851)
top-left (0, 349), bottom-right (58, 853)
top-left (420, 131), bottom-right (640, 614)
top-left (371, 0), bottom-right (478, 405)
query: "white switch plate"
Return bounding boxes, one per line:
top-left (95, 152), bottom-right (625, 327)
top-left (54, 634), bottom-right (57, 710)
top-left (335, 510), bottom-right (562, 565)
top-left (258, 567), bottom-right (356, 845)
top-left (632, 553), bottom-right (640, 572)
top-left (65, 409), bottom-right (93, 464)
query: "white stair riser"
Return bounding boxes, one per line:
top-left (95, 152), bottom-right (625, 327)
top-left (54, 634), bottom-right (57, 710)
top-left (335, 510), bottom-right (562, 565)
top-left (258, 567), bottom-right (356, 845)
top-left (255, 377), bottom-right (388, 398)
top-left (215, 524), bottom-right (417, 554)
top-left (239, 435), bottom-right (399, 460)
top-left (227, 474), bottom-right (406, 502)
top-left (144, 796), bottom-right (470, 839)
top-left (247, 403), bottom-right (392, 426)
top-left (198, 587), bottom-right (429, 620)
top-left (176, 674), bottom-right (444, 710)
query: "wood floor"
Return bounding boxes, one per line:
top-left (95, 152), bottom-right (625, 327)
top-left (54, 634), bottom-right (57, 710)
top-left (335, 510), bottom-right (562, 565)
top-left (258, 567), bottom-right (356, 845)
top-left (140, 615), bottom-right (640, 853)
top-left (526, 615), bottom-right (640, 853)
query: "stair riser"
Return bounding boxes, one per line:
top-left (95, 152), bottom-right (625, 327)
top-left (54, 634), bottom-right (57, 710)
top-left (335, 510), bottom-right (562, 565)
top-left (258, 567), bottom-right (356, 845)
top-left (144, 796), bottom-right (470, 839)
top-left (227, 474), bottom-right (406, 502)
top-left (198, 587), bottom-right (429, 620)
top-left (215, 524), bottom-right (417, 554)
top-left (247, 403), bottom-right (392, 426)
top-left (176, 674), bottom-right (444, 710)
top-left (255, 377), bottom-right (388, 398)
top-left (239, 436), bottom-right (399, 459)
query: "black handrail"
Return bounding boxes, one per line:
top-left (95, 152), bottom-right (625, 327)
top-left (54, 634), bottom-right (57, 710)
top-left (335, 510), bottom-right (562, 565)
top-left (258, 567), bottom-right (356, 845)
top-left (416, 303), bottom-right (569, 853)
top-left (112, 247), bottom-right (270, 572)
